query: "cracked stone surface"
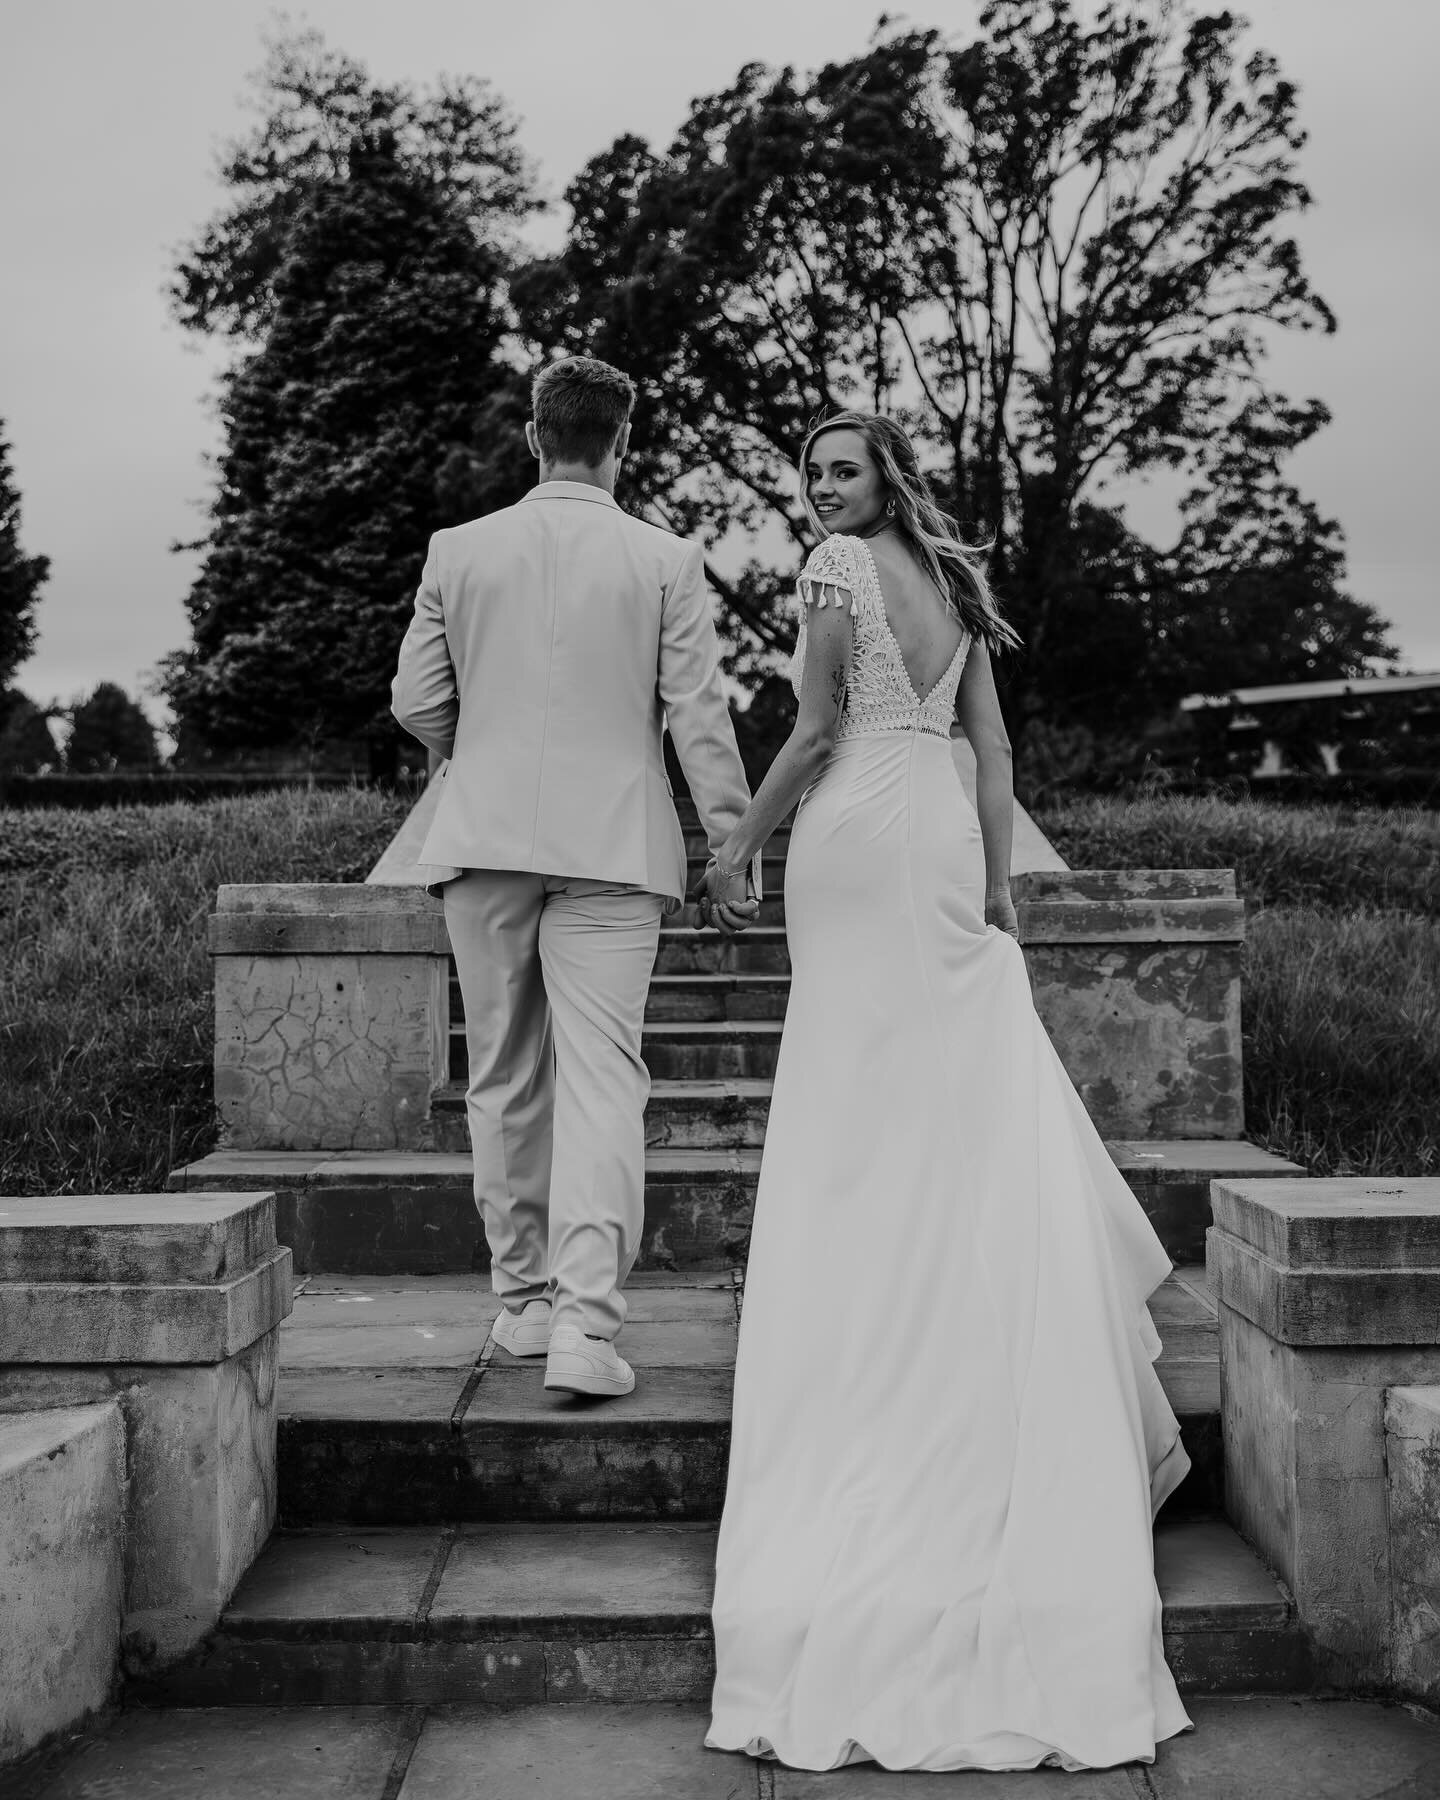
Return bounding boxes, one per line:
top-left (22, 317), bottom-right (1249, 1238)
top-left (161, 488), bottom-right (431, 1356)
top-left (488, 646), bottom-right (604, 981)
top-left (216, 953), bottom-right (447, 1151)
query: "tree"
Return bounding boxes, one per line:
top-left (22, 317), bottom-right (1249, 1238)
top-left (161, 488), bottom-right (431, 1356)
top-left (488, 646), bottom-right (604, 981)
top-left (0, 693), bottom-right (58, 774)
top-left (514, 3), bottom-right (1391, 732)
top-left (66, 683), bottom-right (159, 772)
top-left (0, 427), bottom-right (49, 693)
top-left (165, 32), bottom-right (536, 766)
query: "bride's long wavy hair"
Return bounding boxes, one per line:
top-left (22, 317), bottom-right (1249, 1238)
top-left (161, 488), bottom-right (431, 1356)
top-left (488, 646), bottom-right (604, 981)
top-left (797, 412), bottom-right (1022, 656)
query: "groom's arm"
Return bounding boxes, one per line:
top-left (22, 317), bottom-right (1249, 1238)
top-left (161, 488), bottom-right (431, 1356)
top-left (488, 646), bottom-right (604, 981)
top-left (391, 534), bottom-right (459, 760)
top-left (657, 543), bottom-right (757, 886)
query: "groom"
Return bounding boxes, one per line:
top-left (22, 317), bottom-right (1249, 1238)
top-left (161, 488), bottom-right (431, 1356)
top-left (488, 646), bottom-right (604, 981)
top-left (391, 355), bottom-right (758, 1399)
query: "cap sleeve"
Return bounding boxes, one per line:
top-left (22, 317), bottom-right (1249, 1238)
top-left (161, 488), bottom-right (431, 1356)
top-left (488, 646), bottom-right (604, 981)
top-left (796, 535), bottom-right (858, 612)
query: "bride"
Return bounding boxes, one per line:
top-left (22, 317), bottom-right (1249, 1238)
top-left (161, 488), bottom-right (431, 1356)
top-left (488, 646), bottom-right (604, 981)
top-left (695, 412), bottom-right (1195, 1773)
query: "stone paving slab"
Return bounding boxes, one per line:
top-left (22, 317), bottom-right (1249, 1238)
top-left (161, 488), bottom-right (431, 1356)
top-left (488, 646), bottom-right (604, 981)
top-left (1146, 1695), bottom-right (1440, 1798)
top-left (26, 1699), bottom-right (1438, 1797)
top-left (398, 1703), bottom-right (753, 1798)
top-left (1152, 1519), bottom-right (1290, 1629)
top-left (18, 1705), bottom-right (412, 1799)
top-left (430, 1522), bottom-right (716, 1637)
top-left (460, 1364), bottom-right (735, 1425)
top-left (224, 1529), bottom-right (441, 1638)
top-left (281, 1369), bottom-right (465, 1424)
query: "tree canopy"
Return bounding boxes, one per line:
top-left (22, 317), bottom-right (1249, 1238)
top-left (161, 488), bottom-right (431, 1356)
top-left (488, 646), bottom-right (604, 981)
top-left (164, 32), bottom-right (536, 765)
top-left (0, 427), bottom-right (50, 696)
top-left (66, 683), bottom-right (159, 772)
top-left (513, 1), bottom-right (1391, 734)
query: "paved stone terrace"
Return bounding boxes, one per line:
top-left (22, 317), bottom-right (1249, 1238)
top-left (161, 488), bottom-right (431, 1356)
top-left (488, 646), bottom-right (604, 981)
top-left (12, 1697), bottom-right (1440, 1797)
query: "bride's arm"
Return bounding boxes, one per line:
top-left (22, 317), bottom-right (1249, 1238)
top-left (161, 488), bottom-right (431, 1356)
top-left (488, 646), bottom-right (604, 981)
top-left (713, 585), bottom-right (854, 873)
top-left (955, 639), bottom-right (1018, 935)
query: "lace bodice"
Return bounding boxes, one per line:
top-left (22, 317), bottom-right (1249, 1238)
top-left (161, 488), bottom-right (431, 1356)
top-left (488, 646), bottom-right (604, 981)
top-left (790, 535), bottom-right (970, 742)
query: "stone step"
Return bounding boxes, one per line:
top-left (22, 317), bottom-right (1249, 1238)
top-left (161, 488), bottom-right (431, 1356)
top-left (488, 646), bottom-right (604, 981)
top-left (430, 1080), bottom-right (775, 1154)
top-left (169, 1141), bottom-right (1300, 1275)
top-left (451, 972), bottom-right (793, 1026)
top-left (449, 1019), bottom-right (786, 1084)
top-left (638, 1022), bottom-right (784, 1081)
top-left (269, 1274), bottom-right (1222, 1527)
top-left (645, 975), bottom-right (791, 1023)
top-left (654, 928), bottom-right (790, 976)
top-left (138, 1515), bottom-right (1313, 1707)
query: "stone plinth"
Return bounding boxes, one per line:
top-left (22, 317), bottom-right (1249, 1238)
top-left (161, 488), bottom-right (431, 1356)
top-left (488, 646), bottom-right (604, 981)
top-left (1385, 1385), bottom-right (1440, 1704)
top-left (1017, 869), bottom-right (1244, 1139)
top-left (1207, 1177), bottom-right (1440, 1691)
top-left (211, 885), bottom-right (451, 1152)
top-left (0, 1403), bottom-right (124, 1763)
top-left (0, 1194), bottom-right (292, 1673)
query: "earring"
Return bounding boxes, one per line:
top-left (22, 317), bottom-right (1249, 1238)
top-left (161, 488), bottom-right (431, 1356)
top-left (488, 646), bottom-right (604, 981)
top-left (886, 499), bottom-right (896, 517)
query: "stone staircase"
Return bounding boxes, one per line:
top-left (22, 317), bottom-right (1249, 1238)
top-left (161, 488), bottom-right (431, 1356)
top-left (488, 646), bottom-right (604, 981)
top-left (155, 803), bottom-right (1321, 1714)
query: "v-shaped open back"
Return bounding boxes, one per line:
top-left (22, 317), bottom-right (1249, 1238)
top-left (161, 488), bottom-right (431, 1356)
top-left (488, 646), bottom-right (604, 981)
top-left (855, 538), bottom-right (969, 707)
top-left (791, 534), bottom-right (970, 742)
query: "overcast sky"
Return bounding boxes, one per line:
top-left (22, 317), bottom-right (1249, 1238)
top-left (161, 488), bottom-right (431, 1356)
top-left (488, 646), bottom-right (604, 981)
top-left (2, 0), bottom-right (1437, 715)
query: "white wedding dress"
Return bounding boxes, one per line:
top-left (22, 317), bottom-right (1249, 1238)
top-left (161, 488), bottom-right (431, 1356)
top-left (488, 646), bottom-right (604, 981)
top-left (705, 534), bottom-right (1195, 1773)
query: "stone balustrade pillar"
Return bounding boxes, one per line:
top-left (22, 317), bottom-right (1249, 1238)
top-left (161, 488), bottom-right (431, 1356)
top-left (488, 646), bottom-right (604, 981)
top-left (210, 885), bottom-right (451, 1152)
top-left (1207, 1176), bottom-right (1440, 1693)
top-left (1016, 868), bottom-right (1245, 1139)
top-left (0, 1192), bottom-right (292, 1673)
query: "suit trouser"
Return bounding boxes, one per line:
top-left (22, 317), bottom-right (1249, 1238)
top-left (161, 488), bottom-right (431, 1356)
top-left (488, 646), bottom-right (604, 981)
top-left (443, 869), bottom-right (664, 1340)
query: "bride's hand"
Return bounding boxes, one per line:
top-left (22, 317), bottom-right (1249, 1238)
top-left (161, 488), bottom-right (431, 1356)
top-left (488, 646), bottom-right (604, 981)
top-left (985, 888), bottom-right (1019, 939)
top-left (692, 859), bottom-right (758, 935)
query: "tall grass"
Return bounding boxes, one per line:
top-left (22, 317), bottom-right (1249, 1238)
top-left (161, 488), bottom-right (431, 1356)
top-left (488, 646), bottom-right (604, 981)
top-left (0, 789), bottom-right (410, 1196)
top-left (1038, 793), bottom-right (1440, 914)
top-left (1243, 908), bottom-right (1439, 1178)
top-left (1038, 793), bottom-right (1440, 1179)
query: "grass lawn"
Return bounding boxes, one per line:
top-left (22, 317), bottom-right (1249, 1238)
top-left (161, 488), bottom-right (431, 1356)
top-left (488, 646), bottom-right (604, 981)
top-left (1, 787), bottom-right (1435, 1195)
top-left (0, 788), bottom-right (411, 1197)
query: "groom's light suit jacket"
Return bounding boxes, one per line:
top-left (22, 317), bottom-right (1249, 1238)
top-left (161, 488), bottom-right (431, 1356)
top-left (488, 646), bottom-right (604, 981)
top-left (390, 481), bottom-right (754, 910)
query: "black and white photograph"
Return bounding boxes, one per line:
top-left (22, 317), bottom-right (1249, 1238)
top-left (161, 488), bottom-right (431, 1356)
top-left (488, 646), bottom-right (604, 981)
top-left (2, 2), bottom-right (1439, 1795)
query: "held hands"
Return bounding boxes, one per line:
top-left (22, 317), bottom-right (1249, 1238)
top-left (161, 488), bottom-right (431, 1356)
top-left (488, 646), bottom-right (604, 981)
top-left (690, 858), bottom-right (760, 935)
top-left (985, 887), bottom-right (1019, 939)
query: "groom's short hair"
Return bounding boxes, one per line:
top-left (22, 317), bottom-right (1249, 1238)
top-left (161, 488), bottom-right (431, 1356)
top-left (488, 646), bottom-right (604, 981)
top-left (532, 356), bottom-right (636, 467)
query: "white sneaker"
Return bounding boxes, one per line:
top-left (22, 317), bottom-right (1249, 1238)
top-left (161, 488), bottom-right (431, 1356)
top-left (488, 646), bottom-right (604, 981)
top-left (491, 1297), bottom-right (553, 1358)
top-left (544, 1324), bottom-right (635, 1397)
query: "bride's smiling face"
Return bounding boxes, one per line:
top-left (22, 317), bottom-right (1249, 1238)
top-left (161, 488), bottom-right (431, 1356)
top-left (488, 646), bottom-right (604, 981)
top-left (805, 429), bottom-right (888, 536)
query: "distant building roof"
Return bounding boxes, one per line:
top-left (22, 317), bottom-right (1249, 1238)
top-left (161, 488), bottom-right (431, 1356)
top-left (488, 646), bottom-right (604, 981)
top-left (1180, 671), bottom-right (1440, 712)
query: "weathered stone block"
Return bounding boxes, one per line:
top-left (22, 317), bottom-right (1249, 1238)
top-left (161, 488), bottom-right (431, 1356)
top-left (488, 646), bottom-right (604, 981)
top-left (0, 1335), bottom-right (280, 1670)
top-left (1019, 869), bottom-right (1244, 1139)
top-left (1209, 1177), bottom-right (1440, 1690)
top-left (214, 913), bottom-right (449, 1150)
top-left (0, 1193), bottom-right (291, 1671)
top-left (0, 1246), bottom-right (291, 1363)
top-left (1385, 1384), bottom-right (1440, 1704)
top-left (0, 1192), bottom-right (276, 1285)
top-left (1211, 1179), bottom-right (1440, 1344)
top-left (0, 1403), bottom-right (124, 1764)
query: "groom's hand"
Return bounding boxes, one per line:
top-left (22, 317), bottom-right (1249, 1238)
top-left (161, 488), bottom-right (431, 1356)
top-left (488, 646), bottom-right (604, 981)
top-left (690, 859), bottom-right (759, 935)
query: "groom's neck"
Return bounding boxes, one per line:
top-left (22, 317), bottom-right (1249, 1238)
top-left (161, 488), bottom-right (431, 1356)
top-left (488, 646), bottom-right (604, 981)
top-left (537, 457), bottom-right (617, 494)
